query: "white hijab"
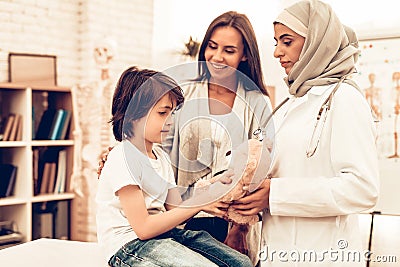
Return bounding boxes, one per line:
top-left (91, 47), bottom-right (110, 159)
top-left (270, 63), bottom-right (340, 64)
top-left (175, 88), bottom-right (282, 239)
top-left (275, 0), bottom-right (360, 97)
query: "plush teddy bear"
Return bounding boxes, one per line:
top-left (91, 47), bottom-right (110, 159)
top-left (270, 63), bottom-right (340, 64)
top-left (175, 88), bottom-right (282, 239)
top-left (195, 137), bottom-right (271, 224)
top-left (193, 137), bottom-right (271, 257)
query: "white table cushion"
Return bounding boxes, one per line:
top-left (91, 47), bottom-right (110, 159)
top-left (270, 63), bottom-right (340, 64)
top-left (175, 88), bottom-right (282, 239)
top-left (0, 238), bottom-right (107, 267)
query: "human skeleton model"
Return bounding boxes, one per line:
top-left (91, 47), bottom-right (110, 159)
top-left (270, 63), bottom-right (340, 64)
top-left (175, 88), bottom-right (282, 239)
top-left (93, 39), bottom-right (116, 151)
top-left (365, 73), bottom-right (382, 120)
top-left (388, 72), bottom-right (400, 158)
top-left (72, 38), bottom-right (116, 241)
top-left (77, 39), bottom-right (115, 171)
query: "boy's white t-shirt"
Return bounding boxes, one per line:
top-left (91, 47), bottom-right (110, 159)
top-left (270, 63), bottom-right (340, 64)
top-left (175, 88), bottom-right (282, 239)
top-left (96, 140), bottom-right (176, 262)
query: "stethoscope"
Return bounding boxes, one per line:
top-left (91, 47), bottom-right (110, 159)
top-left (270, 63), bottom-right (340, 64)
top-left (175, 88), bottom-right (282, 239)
top-left (253, 76), bottom-right (346, 158)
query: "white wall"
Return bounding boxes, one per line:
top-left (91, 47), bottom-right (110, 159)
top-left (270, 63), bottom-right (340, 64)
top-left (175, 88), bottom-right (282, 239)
top-left (78, 0), bottom-right (154, 84)
top-left (0, 0), bottom-right (81, 85)
top-left (0, 0), bottom-right (154, 86)
top-left (4, 0), bottom-right (398, 101)
top-left (152, 0), bottom-right (400, 104)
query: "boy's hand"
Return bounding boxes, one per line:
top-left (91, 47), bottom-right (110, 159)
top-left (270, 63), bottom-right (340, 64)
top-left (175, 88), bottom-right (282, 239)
top-left (201, 200), bottom-right (230, 218)
top-left (191, 171), bottom-right (233, 217)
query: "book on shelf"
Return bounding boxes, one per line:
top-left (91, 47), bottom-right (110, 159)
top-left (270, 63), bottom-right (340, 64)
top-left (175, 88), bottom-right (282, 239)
top-left (39, 162), bottom-right (52, 194)
top-left (49, 109), bottom-right (72, 140)
top-left (1, 113), bottom-right (23, 141)
top-left (48, 109), bottom-right (64, 140)
top-left (8, 114), bottom-right (19, 141)
top-left (56, 110), bottom-right (71, 140)
top-left (33, 149), bottom-right (40, 195)
top-left (32, 106), bottom-right (35, 140)
top-left (36, 148), bottom-right (67, 195)
top-left (32, 203), bottom-right (54, 239)
top-left (47, 162), bottom-right (57, 193)
top-left (15, 114), bottom-right (23, 141)
top-left (54, 150), bottom-right (67, 194)
top-left (35, 109), bottom-right (56, 140)
top-left (0, 164), bottom-right (18, 198)
top-left (32, 201), bottom-right (69, 240)
top-left (8, 113), bottom-right (22, 141)
top-left (2, 114), bottom-right (15, 141)
top-left (2, 113), bottom-right (23, 141)
top-left (35, 109), bottom-right (71, 140)
top-left (39, 162), bottom-right (58, 194)
top-left (54, 200), bottom-right (69, 239)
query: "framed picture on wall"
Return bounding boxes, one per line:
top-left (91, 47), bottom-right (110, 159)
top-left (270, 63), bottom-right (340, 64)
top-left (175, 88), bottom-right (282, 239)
top-left (8, 53), bottom-right (57, 86)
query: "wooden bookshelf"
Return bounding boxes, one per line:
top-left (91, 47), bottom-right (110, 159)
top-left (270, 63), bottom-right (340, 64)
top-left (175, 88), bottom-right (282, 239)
top-left (0, 82), bottom-right (76, 244)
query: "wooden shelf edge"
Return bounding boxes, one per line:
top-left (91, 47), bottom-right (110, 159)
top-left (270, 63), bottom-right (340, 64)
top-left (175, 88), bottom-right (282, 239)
top-left (0, 82), bottom-right (70, 92)
top-left (32, 140), bottom-right (74, 146)
top-left (0, 141), bottom-right (27, 147)
top-left (32, 193), bottom-right (75, 203)
top-left (0, 197), bottom-right (28, 206)
top-left (0, 140), bottom-right (74, 147)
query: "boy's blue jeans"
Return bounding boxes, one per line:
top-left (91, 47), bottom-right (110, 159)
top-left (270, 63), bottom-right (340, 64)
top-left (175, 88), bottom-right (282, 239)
top-left (108, 228), bottom-right (253, 267)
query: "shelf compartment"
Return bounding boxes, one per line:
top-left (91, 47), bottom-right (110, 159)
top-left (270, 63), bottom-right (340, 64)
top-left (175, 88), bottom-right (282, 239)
top-left (0, 147), bottom-right (30, 199)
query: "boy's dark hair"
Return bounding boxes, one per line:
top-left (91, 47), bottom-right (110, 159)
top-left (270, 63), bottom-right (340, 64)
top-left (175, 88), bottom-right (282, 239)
top-left (110, 66), bottom-right (184, 142)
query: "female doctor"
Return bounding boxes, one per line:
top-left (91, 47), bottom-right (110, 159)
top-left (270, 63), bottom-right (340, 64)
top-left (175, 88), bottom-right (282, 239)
top-left (231, 0), bottom-right (379, 266)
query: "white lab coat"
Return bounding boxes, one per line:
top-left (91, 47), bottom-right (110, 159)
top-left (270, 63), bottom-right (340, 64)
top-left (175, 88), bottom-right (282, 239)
top-left (261, 83), bottom-right (379, 267)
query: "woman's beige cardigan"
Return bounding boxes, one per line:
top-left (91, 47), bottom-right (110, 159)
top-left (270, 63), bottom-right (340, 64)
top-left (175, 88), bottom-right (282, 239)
top-left (163, 80), bottom-right (272, 265)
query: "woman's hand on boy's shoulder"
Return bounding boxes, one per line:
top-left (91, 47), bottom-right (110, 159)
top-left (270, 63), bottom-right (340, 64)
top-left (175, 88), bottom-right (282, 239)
top-left (97, 146), bottom-right (114, 178)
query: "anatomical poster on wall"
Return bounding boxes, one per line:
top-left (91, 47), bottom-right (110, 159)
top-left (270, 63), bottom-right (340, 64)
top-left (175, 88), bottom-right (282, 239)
top-left (354, 37), bottom-right (400, 160)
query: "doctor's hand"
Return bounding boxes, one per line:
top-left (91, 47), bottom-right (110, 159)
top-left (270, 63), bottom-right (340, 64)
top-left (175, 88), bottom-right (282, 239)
top-left (231, 178), bottom-right (271, 216)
